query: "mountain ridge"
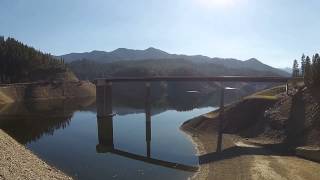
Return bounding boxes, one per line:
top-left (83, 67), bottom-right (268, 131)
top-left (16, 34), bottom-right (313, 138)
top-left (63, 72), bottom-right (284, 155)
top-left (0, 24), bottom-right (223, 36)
top-left (59, 47), bottom-right (289, 77)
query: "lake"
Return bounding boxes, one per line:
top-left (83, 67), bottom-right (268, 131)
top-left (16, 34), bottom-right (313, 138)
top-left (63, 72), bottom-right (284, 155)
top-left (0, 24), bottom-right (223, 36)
top-left (0, 83), bottom-right (228, 179)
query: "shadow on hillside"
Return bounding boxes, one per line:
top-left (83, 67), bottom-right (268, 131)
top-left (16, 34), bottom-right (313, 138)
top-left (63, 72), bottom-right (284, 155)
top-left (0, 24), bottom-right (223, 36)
top-left (310, 88), bottom-right (320, 130)
top-left (197, 86), bottom-right (320, 165)
top-left (285, 89), bottom-right (306, 146)
top-left (310, 87), bottom-right (320, 102)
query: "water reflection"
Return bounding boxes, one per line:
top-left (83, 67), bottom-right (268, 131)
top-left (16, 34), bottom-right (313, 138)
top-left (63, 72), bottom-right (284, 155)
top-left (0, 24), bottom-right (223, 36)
top-left (145, 83), bottom-right (151, 158)
top-left (0, 97), bottom-right (95, 144)
top-left (0, 86), bottom-right (222, 145)
top-left (96, 83), bottom-right (198, 172)
top-left (0, 82), bottom-right (240, 179)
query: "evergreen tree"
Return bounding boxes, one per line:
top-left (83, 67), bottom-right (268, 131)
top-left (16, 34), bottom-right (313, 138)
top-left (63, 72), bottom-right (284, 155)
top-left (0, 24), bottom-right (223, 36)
top-left (300, 54), bottom-right (306, 77)
top-left (0, 37), bottom-right (67, 83)
top-left (305, 56), bottom-right (312, 85)
top-left (292, 59), bottom-right (299, 77)
top-left (313, 53), bottom-right (320, 86)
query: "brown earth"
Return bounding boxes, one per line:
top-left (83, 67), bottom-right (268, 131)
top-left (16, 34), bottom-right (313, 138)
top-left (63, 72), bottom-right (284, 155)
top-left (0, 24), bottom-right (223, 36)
top-left (263, 86), bottom-right (320, 147)
top-left (181, 86), bottom-right (320, 179)
top-left (0, 80), bottom-right (95, 105)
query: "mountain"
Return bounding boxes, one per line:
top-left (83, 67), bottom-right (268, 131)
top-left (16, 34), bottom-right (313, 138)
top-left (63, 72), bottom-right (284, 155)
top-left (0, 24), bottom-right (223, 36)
top-left (59, 48), bottom-right (289, 77)
top-left (280, 67), bottom-right (292, 74)
top-left (60, 47), bottom-right (172, 63)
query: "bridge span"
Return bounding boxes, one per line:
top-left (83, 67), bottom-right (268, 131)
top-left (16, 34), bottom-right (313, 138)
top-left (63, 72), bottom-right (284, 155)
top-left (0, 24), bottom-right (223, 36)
top-left (94, 76), bottom-right (292, 83)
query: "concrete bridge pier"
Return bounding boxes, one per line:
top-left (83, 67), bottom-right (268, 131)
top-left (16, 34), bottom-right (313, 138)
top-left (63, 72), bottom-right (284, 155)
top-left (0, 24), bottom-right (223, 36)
top-left (216, 84), bottom-right (225, 153)
top-left (97, 116), bottom-right (114, 150)
top-left (96, 80), bottom-right (113, 117)
top-left (145, 82), bottom-right (152, 157)
top-left (96, 80), bottom-right (114, 152)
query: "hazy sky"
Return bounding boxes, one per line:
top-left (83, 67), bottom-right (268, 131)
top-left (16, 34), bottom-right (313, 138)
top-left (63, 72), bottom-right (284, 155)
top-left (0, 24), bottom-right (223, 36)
top-left (1, 0), bottom-right (320, 67)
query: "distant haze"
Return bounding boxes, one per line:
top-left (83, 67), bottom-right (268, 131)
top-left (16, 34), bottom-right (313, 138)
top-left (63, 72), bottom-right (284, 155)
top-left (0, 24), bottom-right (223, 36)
top-left (62, 47), bottom-right (290, 77)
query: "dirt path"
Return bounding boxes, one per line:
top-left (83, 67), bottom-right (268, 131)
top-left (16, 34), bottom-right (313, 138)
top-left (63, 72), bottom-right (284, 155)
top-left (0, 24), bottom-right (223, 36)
top-left (250, 154), bottom-right (320, 180)
top-left (0, 129), bottom-right (72, 180)
top-left (182, 118), bottom-right (320, 180)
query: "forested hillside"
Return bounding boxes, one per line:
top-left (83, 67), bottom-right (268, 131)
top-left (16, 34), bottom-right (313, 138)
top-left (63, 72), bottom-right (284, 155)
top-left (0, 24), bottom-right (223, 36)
top-left (68, 58), bottom-right (285, 80)
top-left (61, 47), bottom-right (289, 77)
top-left (0, 37), bottom-right (67, 83)
top-left (68, 58), bottom-right (282, 99)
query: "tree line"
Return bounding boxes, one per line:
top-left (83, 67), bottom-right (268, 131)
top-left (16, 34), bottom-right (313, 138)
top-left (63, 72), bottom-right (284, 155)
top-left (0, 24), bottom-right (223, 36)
top-left (292, 53), bottom-right (320, 87)
top-left (0, 36), bottom-right (66, 83)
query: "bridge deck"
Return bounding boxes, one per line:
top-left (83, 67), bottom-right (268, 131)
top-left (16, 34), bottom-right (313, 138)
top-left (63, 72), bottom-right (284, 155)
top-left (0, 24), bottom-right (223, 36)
top-left (94, 76), bottom-right (293, 83)
top-left (96, 145), bottom-right (198, 172)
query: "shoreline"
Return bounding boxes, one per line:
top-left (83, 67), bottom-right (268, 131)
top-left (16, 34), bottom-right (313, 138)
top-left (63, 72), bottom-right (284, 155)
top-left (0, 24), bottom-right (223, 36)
top-left (0, 129), bottom-right (72, 180)
top-left (181, 97), bottom-right (320, 180)
top-left (182, 116), bottom-right (320, 180)
top-left (182, 128), bottom-right (210, 179)
top-left (0, 80), bottom-right (96, 105)
top-left (181, 115), bottom-right (252, 180)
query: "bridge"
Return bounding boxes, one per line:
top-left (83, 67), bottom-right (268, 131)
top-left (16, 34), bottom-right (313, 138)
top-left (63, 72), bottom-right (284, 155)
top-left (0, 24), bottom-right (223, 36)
top-left (94, 76), bottom-right (291, 83)
top-left (95, 84), bottom-right (198, 172)
top-left (94, 76), bottom-right (298, 172)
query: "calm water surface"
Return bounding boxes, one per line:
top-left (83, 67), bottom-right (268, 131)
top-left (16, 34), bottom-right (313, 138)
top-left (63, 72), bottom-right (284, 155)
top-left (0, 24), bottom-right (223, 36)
top-left (0, 92), bottom-right (218, 179)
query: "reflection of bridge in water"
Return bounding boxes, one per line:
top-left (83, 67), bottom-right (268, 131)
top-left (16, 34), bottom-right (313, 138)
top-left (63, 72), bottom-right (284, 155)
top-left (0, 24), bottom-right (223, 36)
top-left (95, 76), bottom-right (293, 172)
top-left (96, 82), bottom-right (198, 172)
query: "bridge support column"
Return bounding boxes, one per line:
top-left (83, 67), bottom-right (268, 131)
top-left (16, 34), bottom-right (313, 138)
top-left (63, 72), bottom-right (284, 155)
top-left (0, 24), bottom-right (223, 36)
top-left (96, 80), bottom-right (114, 153)
top-left (145, 82), bottom-right (152, 158)
top-left (96, 79), bottom-right (105, 117)
top-left (96, 80), bottom-right (112, 117)
top-left (216, 85), bottom-right (224, 152)
top-left (105, 81), bottom-right (113, 116)
top-left (97, 115), bottom-right (114, 152)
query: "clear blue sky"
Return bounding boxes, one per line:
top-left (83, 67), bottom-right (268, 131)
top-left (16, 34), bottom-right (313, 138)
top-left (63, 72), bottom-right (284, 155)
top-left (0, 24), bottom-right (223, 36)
top-left (1, 0), bottom-right (320, 67)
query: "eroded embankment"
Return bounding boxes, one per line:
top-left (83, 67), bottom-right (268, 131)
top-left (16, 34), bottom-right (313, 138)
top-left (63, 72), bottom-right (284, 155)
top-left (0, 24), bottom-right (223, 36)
top-left (0, 129), bottom-right (72, 180)
top-left (0, 81), bottom-right (95, 104)
top-left (181, 86), bottom-right (320, 180)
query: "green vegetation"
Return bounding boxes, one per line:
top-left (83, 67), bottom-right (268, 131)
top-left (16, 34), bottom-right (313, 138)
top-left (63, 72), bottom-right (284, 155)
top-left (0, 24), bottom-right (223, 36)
top-left (253, 85), bottom-right (286, 96)
top-left (246, 95), bottom-right (279, 101)
top-left (0, 37), bottom-right (67, 83)
top-left (292, 53), bottom-right (320, 87)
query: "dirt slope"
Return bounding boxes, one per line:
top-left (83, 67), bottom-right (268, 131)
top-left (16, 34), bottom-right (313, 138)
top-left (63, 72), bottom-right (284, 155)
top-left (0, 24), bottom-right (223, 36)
top-left (181, 86), bottom-right (320, 179)
top-left (0, 129), bottom-right (72, 180)
top-left (0, 80), bottom-right (95, 105)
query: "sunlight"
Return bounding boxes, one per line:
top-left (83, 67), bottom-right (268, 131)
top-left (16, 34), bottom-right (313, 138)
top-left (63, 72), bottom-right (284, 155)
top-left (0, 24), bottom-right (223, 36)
top-left (197, 0), bottom-right (237, 8)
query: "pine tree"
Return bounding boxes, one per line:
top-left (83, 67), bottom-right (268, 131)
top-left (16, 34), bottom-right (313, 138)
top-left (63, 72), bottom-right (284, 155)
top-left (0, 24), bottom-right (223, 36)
top-left (0, 37), bottom-right (67, 83)
top-left (305, 56), bottom-right (312, 86)
top-left (300, 54), bottom-right (306, 77)
top-left (314, 53), bottom-right (320, 86)
top-left (292, 59), bottom-right (299, 77)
